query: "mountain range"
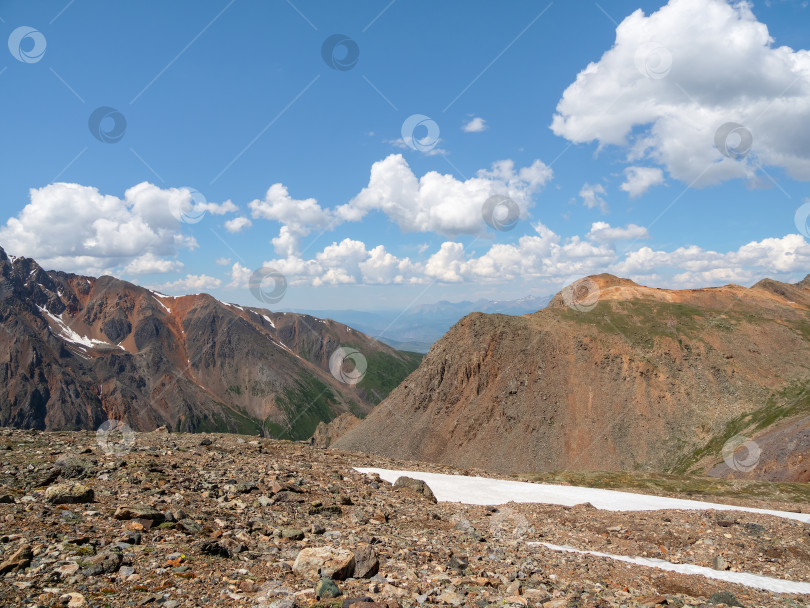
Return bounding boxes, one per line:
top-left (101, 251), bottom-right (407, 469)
top-left (333, 274), bottom-right (810, 482)
top-left (0, 246), bottom-right (420, 439)
top-left (295, 295), bottom-right (552, 353)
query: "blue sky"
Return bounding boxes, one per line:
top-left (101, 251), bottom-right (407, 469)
top-left (1, 0), bottom-right (809, 310)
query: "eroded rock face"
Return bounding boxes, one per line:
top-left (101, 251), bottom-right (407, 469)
top-left (334, 273), bottom-right (810, 480)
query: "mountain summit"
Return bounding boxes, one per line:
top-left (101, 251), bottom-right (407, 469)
top-left (0, 246), bottom-right (419, 437)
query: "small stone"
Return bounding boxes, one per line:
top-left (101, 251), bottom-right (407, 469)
top-left (280, 527), bottom-right (305, 540)
top-left (44, 483), bottom-right (94, 504)
top-left (0, 544), bottom-right (33, 573)
top-left (315, 577), bottom-right (342, 599)
top-left (118, 565), bottom-right (136, 578)
top-left (113, 505), bottom-right (165, 523)
top-left (293, 546), bottom-right (355, 581)
top-left (353, 545), bottom-right (380, 578)
top-left (59, 592), bottom-right (86, 607)
top-left (709, 591), bottom-right (744, 607)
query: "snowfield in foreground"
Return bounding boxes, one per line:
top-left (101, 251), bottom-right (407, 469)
top-left (357, 467), bottom-right (810, 594)
top-left (355, 467), bottom-right (810, 524)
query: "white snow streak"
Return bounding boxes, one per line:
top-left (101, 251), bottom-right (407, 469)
top-left (534, 542), bottom-right (810, 595)
top-left (38, 307), bottom-right (124, 351)
top-left (355, 468), bottom-right (810, 523)
top-left (153, 295), bottom-right (171, 314)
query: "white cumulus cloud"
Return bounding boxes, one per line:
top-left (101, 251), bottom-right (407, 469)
top-left (620, 166), bottom-right (665, 198)
top-left (0, 182), bottom-right (216, 276)
top-left (462, 117), bottom-right (488, 133)
top-left (579, 183), bottom-right (608, 213)
top-left (551, 0), bottom-right (810, 187)
top-left (248, 183), bottom-right (335, 256)
top-left (224, 216), bottom-right (252, 233)
top-left (337, 154), bottom-right (553, 236)
top-left (159, 274), bottom-right (222, 293)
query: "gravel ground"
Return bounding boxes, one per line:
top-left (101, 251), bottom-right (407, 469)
top-left (0, 428), bottom-right (808, 608)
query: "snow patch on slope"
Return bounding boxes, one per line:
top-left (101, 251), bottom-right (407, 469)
top-left (355, 468), bottom-right (810, 524)
top-left (152, 294), bottom-right (171, 314)
top-left (38, 307), bottom-right (124, 351)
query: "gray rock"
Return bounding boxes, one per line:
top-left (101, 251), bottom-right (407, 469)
top-left (709, 591), bottom-right (744, 607)
top-left (280, 527), bottom-right (305, 540)
top-left (352, 545), bottom-right (379, 578)
top-left (392, 476), bottom-right (437, 503)
top-left (45, 483), bottom-right (94, 504)
top-left (82, 549), bottom-right (122, 576)
top-left (113, 505), bottom-right (165, 523)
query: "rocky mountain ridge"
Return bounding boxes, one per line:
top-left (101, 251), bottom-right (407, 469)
top-left (0, 246), bottom-right (420, 438)
top-left (334, 273), bottom-right (810, 481)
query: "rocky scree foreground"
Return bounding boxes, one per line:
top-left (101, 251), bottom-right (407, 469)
top-left (0, 429), bottom-right (809, 607)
